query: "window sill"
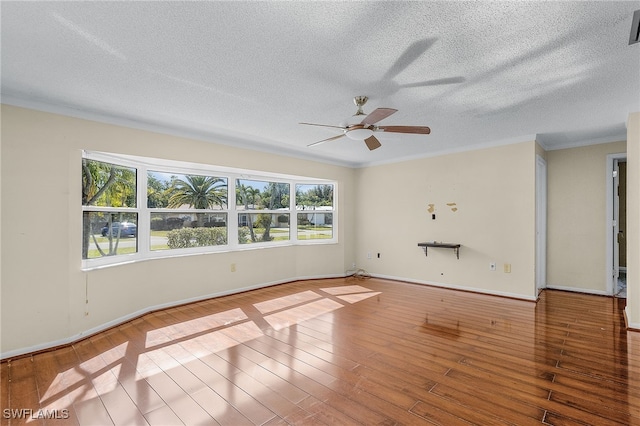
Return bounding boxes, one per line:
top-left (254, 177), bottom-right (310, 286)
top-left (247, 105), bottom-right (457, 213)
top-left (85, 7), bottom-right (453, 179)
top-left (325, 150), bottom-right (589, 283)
top-left (81, 239), bottom-right (338, 271)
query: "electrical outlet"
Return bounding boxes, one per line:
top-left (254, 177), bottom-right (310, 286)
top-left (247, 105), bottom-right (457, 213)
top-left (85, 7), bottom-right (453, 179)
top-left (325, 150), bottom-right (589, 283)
top-left (504, 263), bottom-right (511, 273)
top-left (231, 263), bottom-right (236, 272)
top-left (489, 262), bottom-right (496, 271)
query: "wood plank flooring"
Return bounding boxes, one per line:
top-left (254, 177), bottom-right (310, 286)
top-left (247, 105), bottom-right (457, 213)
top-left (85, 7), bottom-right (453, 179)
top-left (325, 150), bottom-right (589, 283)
top-left (1, 277), bottom-right (638, 425)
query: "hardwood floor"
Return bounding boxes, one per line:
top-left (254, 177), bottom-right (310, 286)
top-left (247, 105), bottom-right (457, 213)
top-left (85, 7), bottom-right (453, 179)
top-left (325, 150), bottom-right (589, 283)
top-left (1, 277), bottom-right (638, 425)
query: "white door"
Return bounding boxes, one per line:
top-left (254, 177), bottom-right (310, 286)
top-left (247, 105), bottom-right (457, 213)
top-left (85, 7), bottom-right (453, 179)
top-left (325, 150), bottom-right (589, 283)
top-left (535, 155), bottom-right (547, 294)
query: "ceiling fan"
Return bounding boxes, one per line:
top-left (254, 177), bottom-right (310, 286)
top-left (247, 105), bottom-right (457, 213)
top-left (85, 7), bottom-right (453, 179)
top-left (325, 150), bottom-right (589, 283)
top-left (300, 96), bottom-right (431, 151)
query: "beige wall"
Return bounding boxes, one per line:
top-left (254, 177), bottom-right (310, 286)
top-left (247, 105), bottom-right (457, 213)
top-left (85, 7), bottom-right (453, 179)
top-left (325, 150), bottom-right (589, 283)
top-left (0, 105), bottom-right (356, 356)
top-left (546, 141), bottom-right (626, 293)
top-left (3, 103), bottom-right (637, 357)
top-left (627, 112), bottom-right (639, 328)
top-left (354, 141), bottom-right (538, 300)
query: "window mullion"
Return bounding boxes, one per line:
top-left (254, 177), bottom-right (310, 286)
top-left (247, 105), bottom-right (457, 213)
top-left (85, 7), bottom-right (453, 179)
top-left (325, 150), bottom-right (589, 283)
top-left (138, 165), bottom-right (149, 257)
top-left (228, 175), bottom-right (239, 250)
top-left (81, 206), bottom-right (136, 213)
top-left (290, 184), bottom-right (297, 242)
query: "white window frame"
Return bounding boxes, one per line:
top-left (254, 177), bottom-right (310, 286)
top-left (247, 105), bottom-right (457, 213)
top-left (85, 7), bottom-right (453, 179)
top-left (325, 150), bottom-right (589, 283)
top-left (235, 177), bottom-right (292, 247)
top-left (294, 183), bottom-right (336, 243)
top-left (81, 152), bottom-right (141, 269)
top-left (81, 151), bottom-right (337, 270)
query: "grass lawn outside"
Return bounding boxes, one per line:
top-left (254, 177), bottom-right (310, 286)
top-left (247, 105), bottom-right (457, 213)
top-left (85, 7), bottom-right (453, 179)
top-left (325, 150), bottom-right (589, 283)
top-left (87, 246), bottom-right (137, 258)
top-left (88, 225), bottom-right (332, 257)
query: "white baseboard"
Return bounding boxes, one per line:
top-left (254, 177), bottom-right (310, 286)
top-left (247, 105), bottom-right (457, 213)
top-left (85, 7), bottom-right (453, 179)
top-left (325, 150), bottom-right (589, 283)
top-left (545, 284), bottom-right (610, 296)
top-left (370, 273), bottom-right (538, 301)
top-left (0, 273), bottom-right (346, 360)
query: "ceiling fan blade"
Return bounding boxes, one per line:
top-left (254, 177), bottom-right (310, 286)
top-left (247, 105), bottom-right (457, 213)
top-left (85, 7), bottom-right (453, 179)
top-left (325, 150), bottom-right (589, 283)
top-left (400, 76), bottom-right (466, 88)
top-left (299, 122), bottom-right (347, 130)
top-left (361, 108), bottom-right (397, 125)
top-left (364, 135), bottom-right (382, 151)
top-left (378, 125), bottom-right (431, 134)
top-left (307, 133), bottom-right (346, 148)
top-left (382, 38), bottom-right (437, 81)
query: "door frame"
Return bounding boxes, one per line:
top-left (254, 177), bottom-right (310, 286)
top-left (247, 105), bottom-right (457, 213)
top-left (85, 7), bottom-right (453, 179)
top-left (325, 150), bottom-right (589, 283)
top-left (535, 155), bottom-right (547, 294)
top-left (606, 153), bottom-right (627, 295)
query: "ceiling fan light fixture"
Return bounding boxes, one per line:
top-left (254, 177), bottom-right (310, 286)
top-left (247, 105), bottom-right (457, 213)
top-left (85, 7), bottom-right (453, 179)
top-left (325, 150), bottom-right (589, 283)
top-left (301, 96), bottom-right (431, 149)
top-left (346, 127), bottom-right (374, 140)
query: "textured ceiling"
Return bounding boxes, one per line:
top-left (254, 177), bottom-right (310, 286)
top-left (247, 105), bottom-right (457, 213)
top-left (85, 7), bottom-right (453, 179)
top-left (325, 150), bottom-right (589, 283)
top-left (2, 1), bottom-right (639, 167)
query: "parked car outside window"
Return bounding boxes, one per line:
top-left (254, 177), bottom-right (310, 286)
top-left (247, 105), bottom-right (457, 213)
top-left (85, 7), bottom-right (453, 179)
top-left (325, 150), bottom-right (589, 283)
top-left (101, 222), bottom-right (137, 237)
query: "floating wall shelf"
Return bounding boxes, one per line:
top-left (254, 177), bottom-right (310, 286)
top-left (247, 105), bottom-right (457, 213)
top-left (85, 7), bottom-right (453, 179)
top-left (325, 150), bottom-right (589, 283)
top-left (417, 242), bottom-right (461, 259)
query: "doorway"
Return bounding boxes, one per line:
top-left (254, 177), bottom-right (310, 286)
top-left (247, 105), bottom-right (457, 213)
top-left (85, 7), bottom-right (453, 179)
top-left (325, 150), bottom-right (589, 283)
top-left (615, 160), bottom-right (627, 297)
top-left (606, 154), bottom-right (627, 297)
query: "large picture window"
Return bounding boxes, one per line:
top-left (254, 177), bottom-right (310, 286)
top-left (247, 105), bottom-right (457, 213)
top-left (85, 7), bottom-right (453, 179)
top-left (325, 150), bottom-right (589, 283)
top-left (82, 152), bottom-right (336, 268)
top-left (148, 171), bottom-right (228, 251)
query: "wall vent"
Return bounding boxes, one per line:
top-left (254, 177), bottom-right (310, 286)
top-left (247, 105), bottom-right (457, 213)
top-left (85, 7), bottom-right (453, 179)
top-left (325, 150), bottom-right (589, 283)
top-left (630, 9), bottom-right (640, 45)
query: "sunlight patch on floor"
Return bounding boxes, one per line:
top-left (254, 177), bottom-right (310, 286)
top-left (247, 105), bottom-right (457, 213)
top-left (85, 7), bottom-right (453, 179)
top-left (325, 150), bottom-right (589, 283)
top-left (320, 285), bottom-right (373, 295)
top-left (337, 291), bottom-right (381, 304)
top-left (264, 299), bottom-right (343, 330)
top-left (145, 308), bottom-right (248, 347)
top-left (253, 290), bottom-right (321, 314)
